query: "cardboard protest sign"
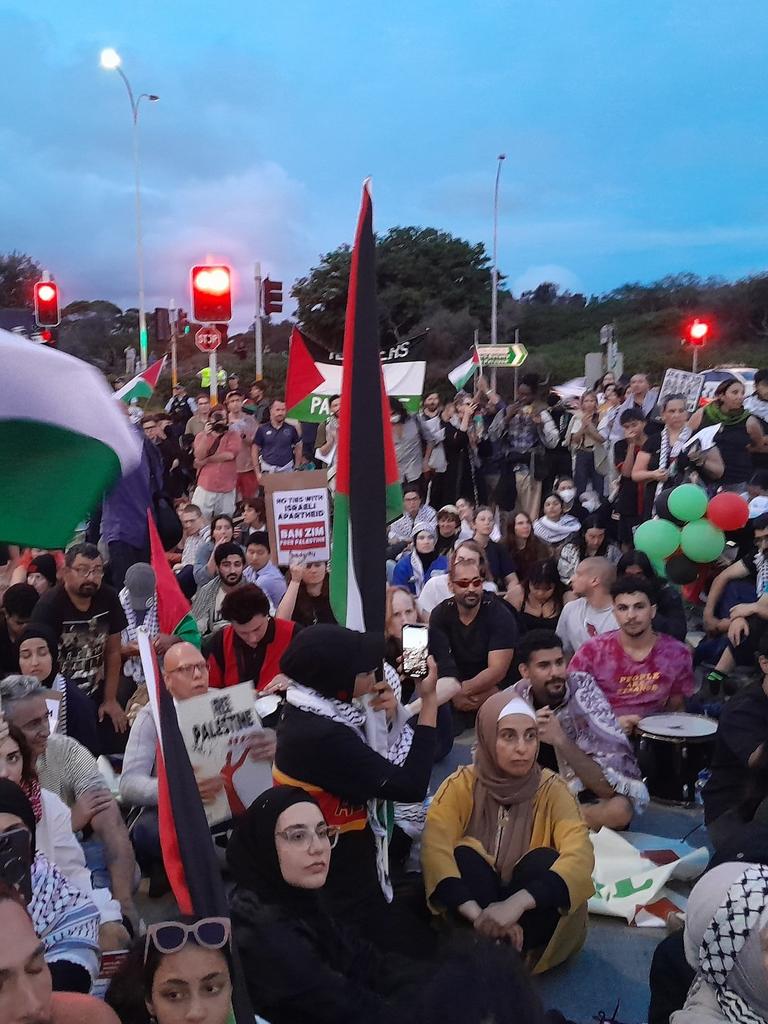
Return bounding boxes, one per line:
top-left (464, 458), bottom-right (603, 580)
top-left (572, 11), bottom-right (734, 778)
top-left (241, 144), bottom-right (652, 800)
top-left (174, 682), bottom-right (273, 827)
top-left (658, 368), bottom-right (705, 414)
top-left (263, 469), bottom-right (330, 566)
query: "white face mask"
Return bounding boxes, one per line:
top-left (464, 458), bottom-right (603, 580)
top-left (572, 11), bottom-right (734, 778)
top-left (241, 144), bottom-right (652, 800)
top-left (558, 488), bottom-right (576, 504)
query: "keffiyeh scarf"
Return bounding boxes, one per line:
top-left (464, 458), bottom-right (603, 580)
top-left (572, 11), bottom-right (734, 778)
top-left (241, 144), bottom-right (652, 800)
top-left (656, 426), bottom-right (692, 497)
top-left (119, 588), bottom-right (159, 681)
top-left (533, 514), bottom-right (580, 546)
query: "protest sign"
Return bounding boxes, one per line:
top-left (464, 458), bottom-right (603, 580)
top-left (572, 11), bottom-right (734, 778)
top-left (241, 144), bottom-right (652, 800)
top-left (174, 682), bottom-right (273, 827)
top-left (263, 469), bottom-right (330, 566)
top-left (658, 368), bottom-right (705, 413)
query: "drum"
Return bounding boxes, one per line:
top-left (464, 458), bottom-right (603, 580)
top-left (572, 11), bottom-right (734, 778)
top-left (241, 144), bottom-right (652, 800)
top-left (636, 712), bottom-right (717, 806)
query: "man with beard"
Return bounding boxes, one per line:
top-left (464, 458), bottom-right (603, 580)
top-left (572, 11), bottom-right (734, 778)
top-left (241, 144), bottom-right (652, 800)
top-left (512, 630), bottom-right (648, 831)
top-left (569, 576), bottom-right (695, 734)
top-left (31, 544), bottom-right (127, 734)
top-left (191, 541), bottom-right (245, 643)
top-left (428, 560), bottom-right (516, 733)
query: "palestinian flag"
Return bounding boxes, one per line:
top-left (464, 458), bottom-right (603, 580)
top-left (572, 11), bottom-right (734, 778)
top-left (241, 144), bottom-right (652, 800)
top-left (448, 346), bottom-right (481, 390)
top-left (330, 181), bottom-right (402, 631)
top-left (138, 631), bottom-right (252, 1023)
top-left (147, 511), bottom-right (201, 648)
top-left (0, 328), bottom-right (142, 548)
top-left (114, 356), bottom-right (166, 403)
top-left (285, 326), bottom-right (428, 422)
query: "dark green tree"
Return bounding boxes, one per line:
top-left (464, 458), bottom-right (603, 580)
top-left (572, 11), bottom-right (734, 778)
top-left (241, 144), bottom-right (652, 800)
top-left (0, 251), bottom-right (43, 309)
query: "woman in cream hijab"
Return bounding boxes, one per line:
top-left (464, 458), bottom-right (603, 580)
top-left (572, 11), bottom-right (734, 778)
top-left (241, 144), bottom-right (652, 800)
top-left (672, 861), bottom-right (768, 1023)
top-left (421, 691), bottom-right (594, 973)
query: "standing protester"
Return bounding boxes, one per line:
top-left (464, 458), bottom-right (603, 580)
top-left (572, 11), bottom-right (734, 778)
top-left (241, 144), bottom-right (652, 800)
top-left (31, 544), bottom-right (128, 735)
top-left (745, 367), bottom-right (768, 471)
top-left (389, 397), bottom-right (424, 490)
top-left (225, 390), bottom-right (259, 500)
top-left (185, 393), bottom-right (211, 436)
top-left (688, 378), bottom-right (766, 490)
top-left (245, 380), bottom-right (270, 423)
top-left (608, 373), bottom-right (659, 443)
top-left (314, 396), bottom-right (341, 488)
top-left (564, 390), bottom-right (608, 500)
top-left (192, 409), bottom-right (242, 518)
top-left (612, 409), bottom-right (649, 548)
top-left (164, 383), bottom-right (196, 438)
top-left (253, 400), bottom-right (302, 478)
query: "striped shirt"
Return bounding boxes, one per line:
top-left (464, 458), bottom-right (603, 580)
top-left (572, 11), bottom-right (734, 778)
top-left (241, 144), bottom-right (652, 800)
top-left (37, 734), bottom-right (106, 807)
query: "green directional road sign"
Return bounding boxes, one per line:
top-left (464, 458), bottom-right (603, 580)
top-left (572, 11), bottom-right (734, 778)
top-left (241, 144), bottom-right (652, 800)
top-left (509, 342), bottom-right (528, 367)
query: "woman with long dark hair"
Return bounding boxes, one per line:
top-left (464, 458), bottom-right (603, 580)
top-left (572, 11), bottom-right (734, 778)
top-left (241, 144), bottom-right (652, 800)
top-left (508, 560), bottom-right (564, 634)
top-left (503, 512), bottom-right (551, 584)
top-left (557, 515), bottom-right (620, 587)
top-left (276, 560), bottom-right (336, 626)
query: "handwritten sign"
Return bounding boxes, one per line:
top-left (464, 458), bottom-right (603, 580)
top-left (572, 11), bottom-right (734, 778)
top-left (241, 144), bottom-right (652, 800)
top-left (263, 469), bottom-right (331, 566)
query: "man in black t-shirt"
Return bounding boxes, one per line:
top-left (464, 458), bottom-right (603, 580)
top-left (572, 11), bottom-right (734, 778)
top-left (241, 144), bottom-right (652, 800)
top-left (703, 631), bottom-right (768, 849)
top-left (31, 543), bottom-right (128, 733)
top-left (428, 560), bottom-right (517, 733)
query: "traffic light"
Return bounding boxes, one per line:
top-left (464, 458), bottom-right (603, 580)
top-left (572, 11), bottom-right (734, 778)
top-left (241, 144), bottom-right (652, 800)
top-left (685, 317), bottom-right (711, 347)
top-left (263, 278), bottom-right (283, 316)
top-left (190, 265), bottom-right (232, 323)
top-left (154, 307), bottom-right (171, 343)
top-left (34, 280), bottom-right (60, 327)
top-left (39, 328), bottom-right (57, 346)
top-left (177, 309), bottom-right (190, 335)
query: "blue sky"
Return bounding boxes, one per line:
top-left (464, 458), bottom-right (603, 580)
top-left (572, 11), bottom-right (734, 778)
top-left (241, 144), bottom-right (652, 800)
top-left (3, 0), bottom-right (768, 329)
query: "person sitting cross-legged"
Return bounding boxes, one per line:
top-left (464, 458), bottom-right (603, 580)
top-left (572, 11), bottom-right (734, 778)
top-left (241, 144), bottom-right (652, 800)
top-left (421, 691), bottom-right (594, 974)
top-left (512, 630), bottom-right (649, 830)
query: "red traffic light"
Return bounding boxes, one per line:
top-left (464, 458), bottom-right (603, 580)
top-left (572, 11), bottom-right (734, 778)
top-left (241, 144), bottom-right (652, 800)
top-left (263, 277), bottom-right (283, 316)
top-left (190, 264), bottom-right (232, 323)
top-left (34, 279), bottom-right (60, 327)
top-left (686, 317), bottom-right (710, 346)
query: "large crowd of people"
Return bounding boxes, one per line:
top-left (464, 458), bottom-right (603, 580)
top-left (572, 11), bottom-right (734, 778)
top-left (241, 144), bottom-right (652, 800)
top-left (4, 365), bottom-right (768, 1023)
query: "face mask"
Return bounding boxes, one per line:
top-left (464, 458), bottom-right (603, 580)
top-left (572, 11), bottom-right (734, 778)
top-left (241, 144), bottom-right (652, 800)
top-left (559, 488), bottom-right (576, 503)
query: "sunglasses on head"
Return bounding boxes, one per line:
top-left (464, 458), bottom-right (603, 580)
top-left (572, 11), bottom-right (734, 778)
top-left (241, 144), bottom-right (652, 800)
top-left (144, 917), bottom-right (231, 963)
top-left (452, 577), bottom-right (484, 589)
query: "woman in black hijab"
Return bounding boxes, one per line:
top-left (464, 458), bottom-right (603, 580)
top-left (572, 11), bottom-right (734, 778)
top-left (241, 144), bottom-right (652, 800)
top-left (15, 624), bottom-right (100, 755)
top-left (273, 624), bottom-right (438, 954)
top-left (227, 787), bottom-right (552, 1024)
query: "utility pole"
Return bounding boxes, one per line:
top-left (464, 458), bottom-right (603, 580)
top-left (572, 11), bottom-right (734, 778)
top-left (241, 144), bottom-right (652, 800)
top-left (254, 262), bottom-right (264, 379)
top-left (169, 299), bottom-right (178, 387)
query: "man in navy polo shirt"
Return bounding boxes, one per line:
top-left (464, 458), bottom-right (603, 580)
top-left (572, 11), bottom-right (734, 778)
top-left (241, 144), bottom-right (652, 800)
top-left (253, 399), bottom-right (302, 479)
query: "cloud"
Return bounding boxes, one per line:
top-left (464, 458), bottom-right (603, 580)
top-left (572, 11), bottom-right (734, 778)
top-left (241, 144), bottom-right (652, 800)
top-left (513, 264), bottom-right (584, 295)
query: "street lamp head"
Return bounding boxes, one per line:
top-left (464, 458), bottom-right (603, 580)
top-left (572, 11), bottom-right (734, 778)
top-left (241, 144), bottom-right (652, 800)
top-left (498, 153), bottom-right (507, 161)
top-left (100, 47), bottom-right (122, 70)
top-left (148, 94), bottom-right (160, 102)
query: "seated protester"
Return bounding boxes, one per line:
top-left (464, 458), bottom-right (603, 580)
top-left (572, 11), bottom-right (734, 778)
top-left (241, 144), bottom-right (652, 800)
top-left (9, 549), bottom-right (64, 590)
top-left (702, 632), bottom-right (768, 850)
top-left (119, 564), bottom-right (188, 694)
top-left (0, 780), bottom-right (100, 992)
top-left (472, 507), bottom-right (519, 592)
top-left (190, 541), bottom-right (245, 644)
top-left (173, 503), bottom-right (210, 595)
top-left (508, 559), bottom-right (564, 634)
top-left (617, 550), bottom-right (688, 642)
top-left (276, 558), bottom-right (337, 626)
top-left (24, 553), bottom-right (58, 597)
top-left (456, 497), bottom-right (500, 542)
top-left (106, 916), bottom-right (234, 1024)
top-left (568, 576), bottom-right (695, 733)
top-left (16, 625), bottom-right (100, 756)
top-left (612, 408), bottom-right (650, 548)
top-left (0, 675), bottom-right (139, 935)
top-left (228, 787), bottom-right (549, 1024)
top-left (552, 476), bottom-right (590, 525)
top-left (533, 494), bottom-right (580, 551)
top-left (120, 641), bottom-right (277, 875)
top-left (208, 584), bottom-right (297, 691)
top-left (387, 486), bottom-right (438, 553)
top-left (0, 582), bottom-right (38, 674)
top-left (669, 862), bottom-right (768, 1024)
top-left (235, 495), bottom-right (267, 546)
top-left (273, 625), bottom-right (438, 951)
top-left (191, 513), bottom-right (235, 591)
top-left (435, 505), bottom-right (462, 557)
top-left (555, 557), bottom-right (618, 657)
top-left (0, 885), bottom-right (120, 1024)
top-left (557, 515), bottom-right (620, 587)
top-left (421, 692), bottom-right (594, 974)
top-left (417, 541), bottom-right (497, 621)
top-left (428, 558), bottom-right (517, 734)
top-left (512, 631), bottom-right (649, 830)
top-left (503, 512), bottom-right (552, 585)
top-left (243, 531), bottom-right (287, 610)
top-left (0, 721), bottom-right (128, 950)
top-left (391, 526), bottom-right (449, 597)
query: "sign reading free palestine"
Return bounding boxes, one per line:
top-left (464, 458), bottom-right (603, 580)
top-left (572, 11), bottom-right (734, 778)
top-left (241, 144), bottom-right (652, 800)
top-left (286, 328), bottom-right (427, 422)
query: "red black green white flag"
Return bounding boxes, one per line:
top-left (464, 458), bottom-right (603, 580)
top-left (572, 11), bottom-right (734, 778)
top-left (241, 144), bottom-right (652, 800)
top-left (329, 181), bottom-right (402, 631)
top-left (113, 356), bottom-right (166, 403)
top-left (147, 511), bottom-right (201, 647)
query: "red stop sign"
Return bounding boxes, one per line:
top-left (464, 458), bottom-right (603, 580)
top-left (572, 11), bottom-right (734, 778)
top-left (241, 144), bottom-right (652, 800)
top-left (195, 326), bottom-right (221, 353)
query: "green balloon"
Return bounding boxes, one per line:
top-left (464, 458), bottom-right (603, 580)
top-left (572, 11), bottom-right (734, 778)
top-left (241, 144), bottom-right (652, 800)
top-left (680, 520), bottom-right (725, 563)
top-left (651, 559), bottom-right (668, 579)
top-left (667, 483), bottom-right (708, 523)
top-left (634, 518), bottom-right (681, 560)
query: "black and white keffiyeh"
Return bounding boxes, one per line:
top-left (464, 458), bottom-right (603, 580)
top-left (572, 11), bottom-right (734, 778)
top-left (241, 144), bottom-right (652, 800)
top-left (655, 425), bottom-right (692, 497)
top-left (119, 588), bottom-right (159, 681)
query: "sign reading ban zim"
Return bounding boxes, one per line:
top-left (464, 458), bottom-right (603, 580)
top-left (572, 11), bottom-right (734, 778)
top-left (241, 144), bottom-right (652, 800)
top-left (196, 326), bottom-right (221, 353)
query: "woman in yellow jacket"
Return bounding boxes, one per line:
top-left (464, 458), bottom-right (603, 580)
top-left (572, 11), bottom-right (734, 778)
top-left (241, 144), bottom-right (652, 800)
top-left (422, 691), bottom-right (594, 974)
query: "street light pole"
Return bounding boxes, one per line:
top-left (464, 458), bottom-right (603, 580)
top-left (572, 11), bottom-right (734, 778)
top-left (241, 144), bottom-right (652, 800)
top-left (490, 153), bottom-right (506, 390)
top-left (100, 49), bottom-right (158, 371)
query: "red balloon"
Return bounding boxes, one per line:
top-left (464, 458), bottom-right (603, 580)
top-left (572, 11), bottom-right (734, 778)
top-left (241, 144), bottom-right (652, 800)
top-left (707, 491), bottom-right (750, 532)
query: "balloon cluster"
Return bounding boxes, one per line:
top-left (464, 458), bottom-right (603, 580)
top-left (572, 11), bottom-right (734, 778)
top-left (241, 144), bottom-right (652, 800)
top-left (634, 485), bottom-right (749, 584)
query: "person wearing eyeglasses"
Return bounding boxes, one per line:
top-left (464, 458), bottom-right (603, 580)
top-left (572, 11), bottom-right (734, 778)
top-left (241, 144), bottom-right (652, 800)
top-left (106, 916), bottom-right (235, 1024)
top-left (120, 642), bottom-right (276, 892)
top-left (31, 543), bottom-right (128, 737)
top-left (428, 559), bottom-right (517, 735)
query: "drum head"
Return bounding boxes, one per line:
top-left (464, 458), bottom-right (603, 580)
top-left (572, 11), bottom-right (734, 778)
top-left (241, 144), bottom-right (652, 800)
top-left (638, 712), bottom-right (716, 739)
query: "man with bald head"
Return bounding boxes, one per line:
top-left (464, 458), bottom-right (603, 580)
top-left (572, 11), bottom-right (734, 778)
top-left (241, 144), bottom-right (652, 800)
top-left (120, 641), bottom-right (275, 881)
top-left (555, 556), bottom-right (618, 657)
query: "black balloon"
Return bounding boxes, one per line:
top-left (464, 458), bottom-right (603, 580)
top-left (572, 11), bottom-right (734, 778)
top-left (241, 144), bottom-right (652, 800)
top-left (665, 553), bottom-right (699, 585)
top-left (654, 489), bottom-right (685, 527)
